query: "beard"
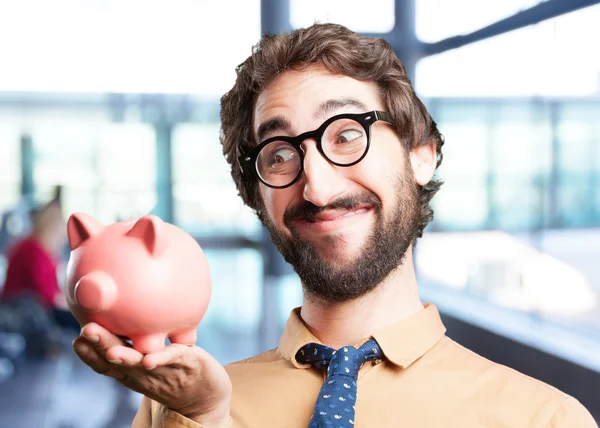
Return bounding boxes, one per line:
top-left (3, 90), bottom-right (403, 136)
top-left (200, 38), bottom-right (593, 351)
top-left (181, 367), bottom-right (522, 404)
top-left (259, 169), bottom-right (421, 303)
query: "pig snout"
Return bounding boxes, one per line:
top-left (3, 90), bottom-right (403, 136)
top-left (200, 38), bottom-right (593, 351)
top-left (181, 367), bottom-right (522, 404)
top-left (74, 271), bottom-right (118, 312)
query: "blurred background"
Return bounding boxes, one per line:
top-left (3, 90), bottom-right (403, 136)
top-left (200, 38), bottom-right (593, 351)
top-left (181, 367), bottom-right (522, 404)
top-left (0, 0), bottom-right (599, 426)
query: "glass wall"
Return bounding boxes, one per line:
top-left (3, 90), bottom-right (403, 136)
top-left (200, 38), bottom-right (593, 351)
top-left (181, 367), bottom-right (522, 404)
top-left (291, 0), bottom-right (395, 33)
top-left (556, 104), bottom-right (600, 227)
top-left (0, 1), bottom-right (599, 425)
top-left (416, 0), bottom-right (541, 43)
top-left (0, 0), bottom-right (598, 377)
top-left (33, 120), bottom-right (157, 223)
top-left (172, 123), bottom-right (261, 237)
top-left (427, 100), bottom-right (600, 232)
top-left (416, 2), bottom-right (600, 97)
top-left (0, 0), bottom-right (261, 96)
top-left (414, 3), bottom-right (600, 347)
top-left (0, 0), bottom-right (267, 375)
top-left (0, 125), bottom-right (20, 214)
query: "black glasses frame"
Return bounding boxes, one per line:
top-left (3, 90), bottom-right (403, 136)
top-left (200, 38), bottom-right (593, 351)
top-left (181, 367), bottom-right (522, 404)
top-left (238, 110), bottom-right (392, 189)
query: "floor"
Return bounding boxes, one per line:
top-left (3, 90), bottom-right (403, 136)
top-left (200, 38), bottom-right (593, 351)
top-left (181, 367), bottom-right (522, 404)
top-left (0, 325), bottom-right (264, 428)
top-left (0, 339), bottom-right (140, 428)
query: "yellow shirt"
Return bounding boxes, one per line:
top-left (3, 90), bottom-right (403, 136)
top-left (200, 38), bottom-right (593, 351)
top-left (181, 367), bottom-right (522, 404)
top-left (134, 304), bottom-right (597, 427)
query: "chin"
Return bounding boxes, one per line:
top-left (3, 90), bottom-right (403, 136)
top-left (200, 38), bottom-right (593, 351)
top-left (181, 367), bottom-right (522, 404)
top-left (315, 240), bottom-right (364, 266)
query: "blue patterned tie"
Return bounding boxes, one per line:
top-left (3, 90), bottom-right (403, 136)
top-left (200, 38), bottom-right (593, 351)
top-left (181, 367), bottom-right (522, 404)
top-left (296, 339), bottom-right (383, 427)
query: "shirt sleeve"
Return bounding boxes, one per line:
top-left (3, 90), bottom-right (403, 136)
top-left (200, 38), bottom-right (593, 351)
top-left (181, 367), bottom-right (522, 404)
top-left (545, 396), bottom-right (598, 428)
top-left (133, 396), bottom-right (233, 428)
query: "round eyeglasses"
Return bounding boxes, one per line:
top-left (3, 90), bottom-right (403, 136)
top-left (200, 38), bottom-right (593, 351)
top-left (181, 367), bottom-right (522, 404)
top-left (238, 111), bottom-right (392, 189)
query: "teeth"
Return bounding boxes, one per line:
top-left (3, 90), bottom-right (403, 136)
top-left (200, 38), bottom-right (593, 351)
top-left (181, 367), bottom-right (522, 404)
top-left (337, 208), bottom-right (367, 220)
top-left (341, 209), bottom-right (365, 218)
top-left (314, 208), bottom-right (367, 222)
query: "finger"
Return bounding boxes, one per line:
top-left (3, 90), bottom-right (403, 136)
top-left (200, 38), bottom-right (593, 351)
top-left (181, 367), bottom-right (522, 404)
top-left (142, 343), bottom-right (195, 370)
top-left (105, 345), bottom-right (144, 367)
top-left (80, 322), bottom-right (127, 355)
top-left (72, 338), bottom-right (127, 382)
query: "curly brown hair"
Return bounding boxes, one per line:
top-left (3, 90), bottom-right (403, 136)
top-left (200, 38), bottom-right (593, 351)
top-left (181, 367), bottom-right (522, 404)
top-left (220, 23), bottom-right (444, 238)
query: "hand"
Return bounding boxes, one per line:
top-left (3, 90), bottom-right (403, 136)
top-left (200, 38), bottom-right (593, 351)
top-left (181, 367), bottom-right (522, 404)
top-left (73, 323), bottom-right (232, 427)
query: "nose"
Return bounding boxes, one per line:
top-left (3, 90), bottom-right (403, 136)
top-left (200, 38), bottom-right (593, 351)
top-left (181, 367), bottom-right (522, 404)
top-left (75, 271), bottom-right (118, 312)
top-left (300, 140), bottom-right (344, 207)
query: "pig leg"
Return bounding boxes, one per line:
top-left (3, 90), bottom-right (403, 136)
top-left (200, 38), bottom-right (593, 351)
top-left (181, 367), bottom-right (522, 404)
top-left (130, 334), bottom-right (167, 354)
top-left (168, 328), bottom-right (198, 346)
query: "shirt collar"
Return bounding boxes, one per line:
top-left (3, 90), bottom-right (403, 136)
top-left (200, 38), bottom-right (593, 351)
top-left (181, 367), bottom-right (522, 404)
top-left (278, 303), bottom-right (446, 369)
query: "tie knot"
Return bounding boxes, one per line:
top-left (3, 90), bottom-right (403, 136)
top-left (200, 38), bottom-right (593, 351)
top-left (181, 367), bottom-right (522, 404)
top-left (295, 339), bottom-right (383, 379)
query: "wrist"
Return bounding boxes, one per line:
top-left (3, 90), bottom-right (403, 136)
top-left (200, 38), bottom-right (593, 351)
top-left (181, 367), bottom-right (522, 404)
top-left (183, 403), bottom-right (231, 428)
top-left (189, 413), bottom-right (231, 428)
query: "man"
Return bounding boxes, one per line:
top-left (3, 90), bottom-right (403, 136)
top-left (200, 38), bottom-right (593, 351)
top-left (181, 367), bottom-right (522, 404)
top-left (73, 23), bottom-right (597, 427)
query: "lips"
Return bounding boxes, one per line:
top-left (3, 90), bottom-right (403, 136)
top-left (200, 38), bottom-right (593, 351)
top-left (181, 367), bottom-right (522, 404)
top-left (305, 206), bottom-right (371, 223)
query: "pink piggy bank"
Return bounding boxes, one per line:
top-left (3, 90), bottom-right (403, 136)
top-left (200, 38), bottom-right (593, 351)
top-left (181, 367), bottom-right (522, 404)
top-left (65, 213), bottom-right (211, 354)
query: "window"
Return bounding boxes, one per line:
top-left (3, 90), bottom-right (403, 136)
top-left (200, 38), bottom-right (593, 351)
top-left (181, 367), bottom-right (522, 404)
top-left (417, 0), bottom-right (542, 43)
top-left (490, 104), bottom-right (552, 230)
top-left (290, 0), bottom-right (395, 33)
top-left (430, 103), bottom-right (490, 230)
top-left (0, 123), bottom-right (21, 214)
top-left (31, 117), bottom-right (156, 223)
top-left (0, 0), bottom-right (260, 95)
top-left (556, 104), bottom-right (600, 227)
top-left (172, 123), bottom-right (261, 236)
top-left (416, 4), bottom-right (600, 97)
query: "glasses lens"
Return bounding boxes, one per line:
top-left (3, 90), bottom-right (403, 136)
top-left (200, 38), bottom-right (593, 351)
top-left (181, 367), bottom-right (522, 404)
top-left (256, 141), bottom-right (301, 187)
top-left (322, 118), bottom-right (368, 165)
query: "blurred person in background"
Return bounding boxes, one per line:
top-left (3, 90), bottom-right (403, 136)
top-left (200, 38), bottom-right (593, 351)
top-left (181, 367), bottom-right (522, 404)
top-left (73, 24), bottom-right (597, 427)
top-left (1, 186), bottom-right (79, 334)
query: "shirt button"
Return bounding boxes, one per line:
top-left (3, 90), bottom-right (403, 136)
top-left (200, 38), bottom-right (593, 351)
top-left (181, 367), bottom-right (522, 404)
top-left (372, 359), bottom-right (383, 365)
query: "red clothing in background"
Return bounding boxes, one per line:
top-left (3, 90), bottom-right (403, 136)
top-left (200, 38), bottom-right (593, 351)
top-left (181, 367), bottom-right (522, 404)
top-left (1, 237), bottom-right (61, 309)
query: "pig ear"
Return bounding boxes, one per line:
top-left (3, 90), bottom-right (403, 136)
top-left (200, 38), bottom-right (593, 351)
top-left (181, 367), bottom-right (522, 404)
top-left (67, 213), bottom-right (104, 251)
top-left (126, 215), bottom-right (167, 257)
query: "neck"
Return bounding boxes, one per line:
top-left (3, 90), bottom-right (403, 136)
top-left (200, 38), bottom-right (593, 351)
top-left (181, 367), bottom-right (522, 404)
top-left (299, 247), bottom-right (423, 349)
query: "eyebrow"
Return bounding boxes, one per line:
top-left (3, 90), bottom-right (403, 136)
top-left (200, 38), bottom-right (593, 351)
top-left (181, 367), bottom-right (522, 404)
top-left (256, 116), bottom-right (291, 143)
top-left (314, 98), bottom-right (369, 119)
top-left (255, 98), bottom-right (369, 143)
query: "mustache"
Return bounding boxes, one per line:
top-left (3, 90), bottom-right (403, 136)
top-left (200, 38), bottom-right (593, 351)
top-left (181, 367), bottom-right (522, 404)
top-left (284, 192), bottom-right (382, 226)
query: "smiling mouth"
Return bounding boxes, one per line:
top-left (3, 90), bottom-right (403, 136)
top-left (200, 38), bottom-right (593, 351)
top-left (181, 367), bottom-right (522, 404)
top-left (300, 206), bottom-right (372, 223)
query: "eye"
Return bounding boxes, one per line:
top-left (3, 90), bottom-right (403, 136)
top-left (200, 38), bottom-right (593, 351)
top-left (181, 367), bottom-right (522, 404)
top-left (336, 129), bottom-right (363, 144)
top-left (270, 146), bottom-right (297, 166)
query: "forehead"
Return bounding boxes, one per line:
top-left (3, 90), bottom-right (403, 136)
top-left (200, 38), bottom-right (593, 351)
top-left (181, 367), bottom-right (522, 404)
top-left (253, 65), bottom-right (383, 132)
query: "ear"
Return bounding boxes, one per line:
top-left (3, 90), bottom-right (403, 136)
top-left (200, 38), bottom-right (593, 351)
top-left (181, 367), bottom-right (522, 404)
top-left (126, 215), bottom-right (167, 257)
top-left (67, 213), bottom-right (104, 251)
top-left (409, 143), bottom-right (437, 186)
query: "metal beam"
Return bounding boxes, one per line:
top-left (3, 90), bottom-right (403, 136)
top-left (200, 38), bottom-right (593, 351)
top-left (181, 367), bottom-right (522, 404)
top-left (423, 0), bottom-right (600, 56)
top-left (154, 121), bottom-right (174, 223)
top-left (391, 0), bottom-right (420, 84)
top-left (261, 0), bottom-right (291, 35)
top-left (547, 102), bottom-right (560, 229)
top-left (19, 133), bottom-right (34, 205)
